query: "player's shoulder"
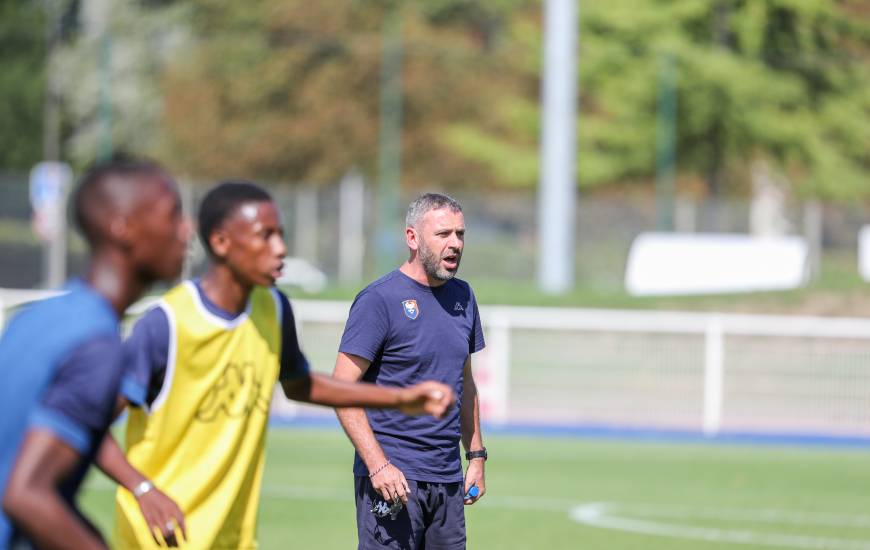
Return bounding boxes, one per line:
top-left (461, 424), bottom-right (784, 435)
top-left (267, 286), bottom-right (294, 316)
top-left (67, 332), bottom-right (125, 371)
top-left (367, 270), bottom-right (404, 291)
top-left (445, 276), bottom-right (476, 299)
top-left (251, 284), bottom-right (283, 304)
top-left (450, 276), bottom-right (473, 292)
top-left (160, 279), bottom-right (197, 305)
top-left (354, 270), bottom-right (403, 300)
top-left (131, 302), bottom-right (170, 332)
top-left (14, 281), bottom-right (116, 338)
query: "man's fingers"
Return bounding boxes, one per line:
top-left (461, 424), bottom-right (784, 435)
top-left (425, 384), bottom-right (454, 417)
top-left (399, 479), bottom-right (411, 504)
top-left (149, 525), bottom-right (161, 546)
top-left (393, 483), bottom-right (406, 504)
top-left (177, 512), bottom-right (188, 542)
top-left (162, 519), bottom-right (177, 547)
top-left (390, 480), bottom-right (403, 502)
top-left (427, 400), bottom-right (447, 418)
top-left (378, 480), bottom-right (404, 504)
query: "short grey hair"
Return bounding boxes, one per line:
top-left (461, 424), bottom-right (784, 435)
top-left (405, 193), bottom-right (463, 228)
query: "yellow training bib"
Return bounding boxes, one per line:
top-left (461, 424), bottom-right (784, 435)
top-left (115, 281), bottom-right (282, 549)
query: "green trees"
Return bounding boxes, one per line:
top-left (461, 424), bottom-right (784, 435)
top-left (450, 0), bottom-right (870, 198)
top-left (5, 0), bottom-right (865, 199)
top-left (0, 0), bottom-right (46, 169)
top-left (160, 0), bottom-right (529, 188)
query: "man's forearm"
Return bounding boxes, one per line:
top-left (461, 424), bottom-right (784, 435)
top-left (284, 373), bottom-right (413, 409)
top-left (335, 407), bottom-right (390, 471)
top-left (460, 393), bottom-right (483, 452)
top-left (460, 364), bottom-right (484, 452)
top-left (311, 373), bottom-right (407, 408)
top-left (3, 430), bottom-right (107, 550)
top-left (96, 433), bottom-right (147, 491)
top-left (331, 352), bottom-right (390, 471)
top-left (4, 489), bottom-right (106, 550)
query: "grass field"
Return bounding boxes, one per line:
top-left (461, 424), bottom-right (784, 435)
top-left (79, 426), bottom-right (870, 549)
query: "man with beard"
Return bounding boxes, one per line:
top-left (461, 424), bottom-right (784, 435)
top-left (333, 193), bottom-right (487, 549)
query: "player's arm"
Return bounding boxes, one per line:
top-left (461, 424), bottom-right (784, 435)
top-left (4, 334), bottom-right (124, 549)
top-left (95, 307), bottom-right (186, 546)
top-left (330, 352), bottom-right (412, 504)
top-left (95, 425), bottom-right (186, 547)
top-left (460, 356), bottom-right (486, 504)
top-left (280, 371), bottom-right (452, 416)
top-left (3, 429), bottom-right (106, 550)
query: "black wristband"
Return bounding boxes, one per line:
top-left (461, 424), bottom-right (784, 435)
top-left (465, 448), bottom-right (487, 461)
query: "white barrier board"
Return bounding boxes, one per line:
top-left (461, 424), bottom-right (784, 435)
top-left (625, 232), bottom-right (808, 296)
top-left (858, 226), bottom-right (870, 282)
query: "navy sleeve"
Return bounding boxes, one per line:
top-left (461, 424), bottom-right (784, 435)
top-left (32, 334), bottom-right (123, 454)
top-left (338, 289), bottom-right (389, 362)
top-left (121, 306), bottom-right (170, 407)
top-left (277, 291), bottom-right (310, 381)
top-left (470, 289), bottom-right (485, 354)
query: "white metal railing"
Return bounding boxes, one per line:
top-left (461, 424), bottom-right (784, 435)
top-left (6, 290), bottom-right (870, 439)
top-left (290, 301), bottom-right (870, 438)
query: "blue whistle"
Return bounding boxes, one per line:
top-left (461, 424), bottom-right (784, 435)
top-left (464, 485), bottom-right (479, 499)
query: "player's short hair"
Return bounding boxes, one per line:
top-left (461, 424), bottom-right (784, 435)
top-left (198, 181), bottom-right (274, 256)
top-left (405, 193), bottom-right (463, 229)
top-left (73, 153), bottom-right (164, 245)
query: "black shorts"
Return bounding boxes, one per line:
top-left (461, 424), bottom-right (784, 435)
top-left (354, 476), bottom-right (467, 550)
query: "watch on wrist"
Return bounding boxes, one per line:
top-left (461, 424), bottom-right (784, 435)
top-left (132, 479), bottom-right (154, 498)
top-left (465, 448), bottom-right (487, 461)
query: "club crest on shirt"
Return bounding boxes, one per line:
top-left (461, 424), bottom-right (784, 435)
top-left (402, 299), bottom-right (419, 320)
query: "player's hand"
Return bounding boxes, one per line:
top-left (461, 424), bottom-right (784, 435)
top-left (136, 486), bottom-right (187, 547)
top-left (370, 462), bottom-right (411, 505)
top-left (397, 381), bottom-right (454, 418)
top-left (463, 459), bottom-right (486, 506)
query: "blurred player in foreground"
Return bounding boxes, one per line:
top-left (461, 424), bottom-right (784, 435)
top-left (0, 157), bottom-right (190, 550)
top-left (334, 193), bottom-right (487, 549)
top-left (96, 181), bottom-right (454, 549)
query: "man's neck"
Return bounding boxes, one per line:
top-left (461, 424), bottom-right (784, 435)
top-left (399, 261), bottom-right (446, 288)
top-left (200, 267), bottom-right (252, 315)
top-left (85, 248), bottom-right (146, 317)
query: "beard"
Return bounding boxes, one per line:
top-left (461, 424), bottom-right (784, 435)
top-left (418, 239), bottom-right (461, 282)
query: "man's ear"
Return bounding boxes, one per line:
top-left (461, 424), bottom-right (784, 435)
top-left (209, 229), bottom-right (230, 259)
top-left (107, 216), bottom-right (133, 249)
top-left (405, 227), bottom-right (419, 252)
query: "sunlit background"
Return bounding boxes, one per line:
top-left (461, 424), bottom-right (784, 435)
top-left (3, 1), bottom-right (870, 548)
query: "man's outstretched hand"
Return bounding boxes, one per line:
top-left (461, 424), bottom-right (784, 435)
top-left (397, 382), bottom-right (455, 418)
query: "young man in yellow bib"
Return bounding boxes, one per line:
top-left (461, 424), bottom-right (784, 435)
top-left (96, 182), bottom-right (453, 550)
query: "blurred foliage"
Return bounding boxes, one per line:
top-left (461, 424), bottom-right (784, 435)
top-left (158, 0), bottom-right (869, 198)
top-left (475, 0), bottom-right (870, 198)
top-left (580, 0), bottom-right (870, 201)
top-left (56, 0), bottom-right (191, 170)
top-left (0, 0), bottom-right (46, 169)
top-left (159, 0), bottom-right (532, 188)
top-left (2, 0), bottom-right (868, 199)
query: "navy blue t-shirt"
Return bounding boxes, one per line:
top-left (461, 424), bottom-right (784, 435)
top-left (0, 280), bottom-right (122, 546)
top-left (339, 270), bottom-right (485, 483)
top-left (121, 281), bottom-right (310, 408)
